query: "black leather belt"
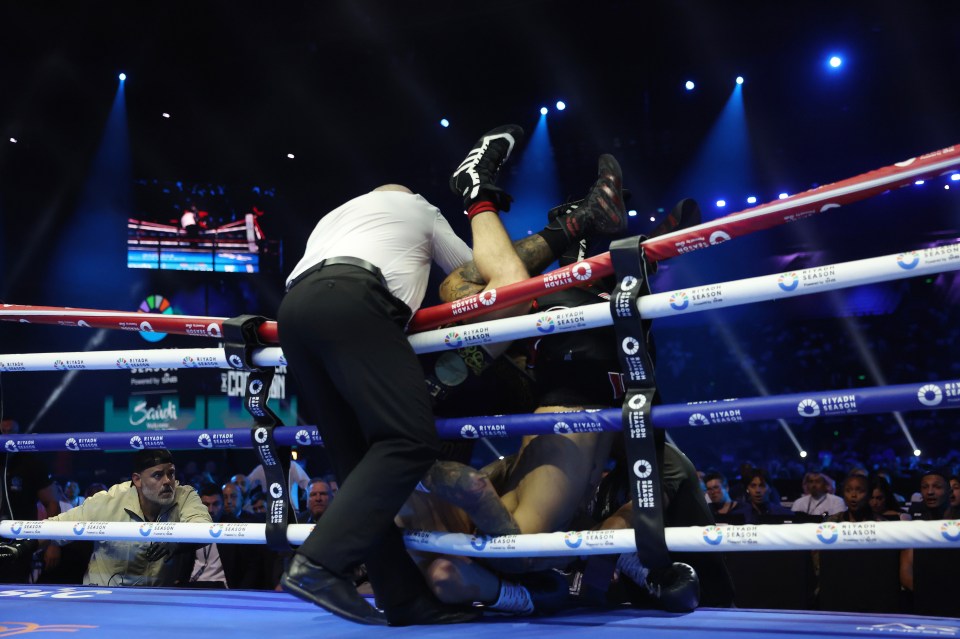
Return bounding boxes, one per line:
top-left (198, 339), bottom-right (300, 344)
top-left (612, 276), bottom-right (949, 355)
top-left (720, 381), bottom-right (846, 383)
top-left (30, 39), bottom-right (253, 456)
top-left (286, 256), bottom-right (386, 292)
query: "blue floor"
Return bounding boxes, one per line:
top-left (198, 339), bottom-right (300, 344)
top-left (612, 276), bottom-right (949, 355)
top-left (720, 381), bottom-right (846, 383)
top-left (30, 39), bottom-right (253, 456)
top-left (0, 584), bottom-right (957, 639)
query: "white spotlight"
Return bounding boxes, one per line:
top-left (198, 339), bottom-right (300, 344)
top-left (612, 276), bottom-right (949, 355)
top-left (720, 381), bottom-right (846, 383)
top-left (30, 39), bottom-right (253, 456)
top-left (915, 179), bottom-right (925, 185)
top-left (685, 80), bottom-right (695, 91)
top-left (735, 76), bottom-right (744, 85)
top-left (716, 199), bottom-right (726, 208)
top-left (913, 449), bottom-right (922, 457)
top-left (951, 174), bottom-right (960, 181)
top-left (627, 209), bottom-right (637, 217)
top-left (119, 73), bottom-right (126, 81)
top-left (286, 153), bottom-right (295, 159)
top-left (440, 118), bottom-right (450, 128)
top-left (540, 107), bottom-right (548, 115)
top-left (8, 137), bottom-right (16, 144)
top-left (799, 450), bottom-right (807, 458)
top-left (829, 56), bottom-right (842, 68)
top-left (556, 101), bottom-right (566, 111)
top-left (747, 196), bottom-right (757, 204)
top-left (778, 192), bottom-right (789, 199)
top-left (649, 216), bottom-right (656, 222)
top-left (161, 113), bottom-right (170, 119)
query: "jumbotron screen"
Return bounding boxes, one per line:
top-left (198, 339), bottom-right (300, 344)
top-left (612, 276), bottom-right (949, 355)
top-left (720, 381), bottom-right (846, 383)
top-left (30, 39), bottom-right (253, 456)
top-left (128, 179), bottom-right (281, 273)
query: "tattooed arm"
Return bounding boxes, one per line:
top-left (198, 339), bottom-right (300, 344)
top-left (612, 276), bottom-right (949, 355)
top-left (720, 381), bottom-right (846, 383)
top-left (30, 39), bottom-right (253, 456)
top-left (422, 461), bottom-right (521, 536)
top-left (439, 234), bottom-right (558, 303)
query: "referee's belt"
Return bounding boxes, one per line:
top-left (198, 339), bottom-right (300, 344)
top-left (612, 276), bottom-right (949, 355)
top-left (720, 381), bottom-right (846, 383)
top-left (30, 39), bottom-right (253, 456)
top-left (286, 256), bottom-right (387, 292)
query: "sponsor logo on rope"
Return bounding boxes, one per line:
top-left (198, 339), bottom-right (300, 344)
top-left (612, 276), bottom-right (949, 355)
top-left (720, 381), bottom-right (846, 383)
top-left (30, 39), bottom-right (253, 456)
top-left (709, 230), bottom-right (731, 245)
top-left (622, 337), bottom-right (640, 355)
top-left (139, 524), bottom-right (153, 537)
top-left (816, 522), bottom-right (839, 544)
top-left (9, 523), bottom-right (22, 536)
top-left (460, 424), bottom-right (478, 439)
top-left (855, 623), bottom-right (958, 636)
top-left (207, 323), bottom-right (222, 338)
top-left (564, 532), bottom-right (583, 549)
top-left (896, 251), bottom-right (920, 270)
top-left (777, 272), bottom-right (800, 291)
top-left (918, 384), bottom-right (943, 407)
top-left (941, 521), bottom-right (960, 542)
top-left (702, 526), bottom-right (723, 546)
top-left (668, 291), bottom-right (689, 311)
top-left (209, 524), bottom-right (223, 538)
top-left (627, 394), bottom-right (647, 410)
top-left (535, 315), bottom-right (556, 334)
top-left (4, 441), bottom-right (18, 453)
top-left (443, 331), bottom-right (463, 349)
top-left (0, 361), bottom-right (27, 372)
top-left (254, 428), bottom-right (269, 444)
top-left (129, 436), bottom-right (144, 450)
top-left (797, 398), bottom-right (821, 417)
top-left (571, 262), bottom-right (593, 281)
top-left (688, 413), bottom-right (710, 426)
top-left (140, 321), bottom-right (155, 333)
top-left (73, 523), bottom-right (85, 536)
top-left (470, 535), bottom-right (488, 551)
top-left (621, 276), bottom-right (638, 291)
top-left (295, 429), bottom-right (312, 445)
top-left (65, 438), bottom-right (79, 452)
top-left (197, 433), bottom-right (212, 449)
top-left (249, 379), bottom-right (264, 395)
top-left (116, 357), bottom-right (129, 369)
top-left (479, 289), bottom-right (497, 306)
top-left (633, 459), bottom-right (653, 479)
top-left (182, 356), bottom-right (197, 368)
top-left (278, 354), bottom-right (288, 366)
top-left (553, 421), bottom-right (572, 434)
top-left (269, 482), bottom-right (283, 499)
top-left (228, 354), bottom-right (245, 369)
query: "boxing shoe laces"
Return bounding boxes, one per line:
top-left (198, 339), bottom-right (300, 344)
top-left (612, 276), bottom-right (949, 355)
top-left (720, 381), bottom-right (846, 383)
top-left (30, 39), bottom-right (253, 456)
top-left (450, 124), bottom-right (524, 211)
top-left (551, 154), bottom-right (627, 240)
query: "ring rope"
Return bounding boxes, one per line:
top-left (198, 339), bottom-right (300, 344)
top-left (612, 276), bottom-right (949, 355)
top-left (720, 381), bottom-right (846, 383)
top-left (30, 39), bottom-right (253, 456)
top-left (2, 520), bottom-right (958, 554)
top-left (1, 379), bottom-right (956, 453)
top-left (3, 240), bottom-right (957, 372)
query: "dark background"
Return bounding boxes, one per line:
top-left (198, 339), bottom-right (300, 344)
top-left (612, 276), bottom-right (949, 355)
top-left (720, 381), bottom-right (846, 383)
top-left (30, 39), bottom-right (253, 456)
top-left (1, 1), bottom-right (958, 483)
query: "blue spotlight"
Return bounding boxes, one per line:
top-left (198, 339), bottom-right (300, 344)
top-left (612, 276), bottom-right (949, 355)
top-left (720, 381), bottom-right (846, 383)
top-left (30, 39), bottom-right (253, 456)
top-left (119, 73), bottom-right (126, 81)
top-left (778, 192), bottom-right (789, 199)
top-left (951, 174), bottom-right (960, 181)
top-left (555, 100), bottom-right (566, 111)
top-left (746, 196), bottom-right (757, 204)
top-left (829, 56), bottom-right (842, 68)
top-left (627, 209), bottom-right (637, 217)
top-left (915, 179), bottom-right (925, 186)
top-left (716, 199), bottom-right (726, 208)
top-left (540, 106), bottom-right (549, 115)
top-left (440, 118), bottom-right (450, 128)
top-left (735, 76), bottom-right (744, 85)
top-left (649, 216), bottom-right (656, 222)
top-left (685, 80), bottom-right (695, 91)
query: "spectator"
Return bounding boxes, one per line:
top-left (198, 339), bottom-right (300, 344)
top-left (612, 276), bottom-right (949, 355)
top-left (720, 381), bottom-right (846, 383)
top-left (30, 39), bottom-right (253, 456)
top-left (64, 481), bottom-right (84, 509)
top-left (301, 479), bottom-right (332, 524)
top-left (791, 471), bottom-right (846, 517)
top-left (827, 475), bottom-right (875, 522)
top-left (222, 482), bottom-right (246, 518)
top-left (869, 476), bottom-right (908, 521)
top-left (185, 483), bottom-right (265, 589)
top-left (908, 469), bottom-right (951, 520)
top-left (703, 472), bottom-right (739, 516)
top-left (947, 476), bottom-right (960, 519)
top-left (730, 468), bottom-right (791, 524)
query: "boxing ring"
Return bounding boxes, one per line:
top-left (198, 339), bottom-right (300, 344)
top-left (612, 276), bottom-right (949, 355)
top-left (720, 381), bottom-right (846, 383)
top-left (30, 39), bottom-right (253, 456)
top-left (2, 145), bottom-right (960, 636)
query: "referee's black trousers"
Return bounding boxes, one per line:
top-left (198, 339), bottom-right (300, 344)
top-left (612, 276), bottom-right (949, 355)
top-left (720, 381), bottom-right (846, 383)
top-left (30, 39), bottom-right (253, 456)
top-left (278, 265), bottom-right (440, 611)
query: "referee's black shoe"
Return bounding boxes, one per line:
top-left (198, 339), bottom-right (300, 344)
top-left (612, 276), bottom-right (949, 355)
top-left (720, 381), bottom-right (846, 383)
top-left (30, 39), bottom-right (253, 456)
top-left (450, 124), bottom-right (524, 211)
top-left (281, 554), bottom-right (387, 625)
top-left (386, 593), bottom-right (482, 626)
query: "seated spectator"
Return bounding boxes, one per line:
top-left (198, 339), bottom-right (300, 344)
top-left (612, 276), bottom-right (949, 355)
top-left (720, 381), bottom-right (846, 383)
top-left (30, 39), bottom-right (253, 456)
top-left (907, 469), bottom-right (951, 520)
top-left (222, 481), bottom-right (247, 517)
top-left (300, 479), bottom-right (332, 524)
top-left (869, 476), bottom-right (908, 520)
top-left (704, 472), bottom-right (739, 517)
top-left (827, 475), bottom-right (876, 522)
top-left (64, 481), bottom-right (84, 509)
top-left (730, 468), bottom-right (792, 524)
top-left (791, 471), bottom-right (846, 517)
top-left (946, 476), bottom-right (960, 519)
top-left (0, 449), bottom-right (210, 587)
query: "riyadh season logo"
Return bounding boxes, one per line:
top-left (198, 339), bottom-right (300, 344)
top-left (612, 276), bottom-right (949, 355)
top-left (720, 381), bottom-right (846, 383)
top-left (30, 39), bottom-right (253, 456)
top-left (197, 433), bottom-right (213, 449)
top-left (278, 354), bottom-right (288, 366)
top-left (129, 436), bottom-right (144, 450)
top-left (553, 422), bottom-right (572, 434)
top-left (479, 289), bottom-right (497, 306)
top-left (140, 321), bottom-right (155, 333)
top-left (918, 384), bottom-right (943, 407)
top-left (460, 424), bottom-right (478, 439)
top-left (207, 323), bottom-right (222, 338)
top-left (444, 331), bottom-right (463, 349)
top-left (816, 522), bottom-right (839, 544)
top-left (254, 428), bottom-right (269, 444)
top-left (209, 524), bottom-right (224, 539)
top-left (669, 291), bottom-right (689, 311)
top-left (627, 394), bottom-right (647, 410)
top-left (709, 230), bottom-right (731, 245)
top-left (295, 430), bottom-right (312, 446)
top-left (633, 459), bottom-right (653, 479)
top-left (53, 359), bottom-right (68, 371)
top-left (228, 354), bottom-right (244, 369)
top-left (622, 337), bottom-right (640, 355)
top-left (620, 276), bottom-right (638, 291)
top-left (65, 438), bottom-right (79, 452)
top-left (897, 251), bottom-right (920, 270)
top-left (797, 399), bottom-right (821, 417)
top-left (116, 357), bottom-right (130, 369)
top-left (564, 532), bottom-right (583, 548)
top-left (249, 379), bottom-right (264, 395)
top-left (182, 356), bottom-right (197, 368)
top-left (688, 413), bottom-right (710, 427)
top-left (4, 441), bottom-right (18, 453)
top-left (9, 522), bottom-right (23, 536)
top-left (571, 262), bottom-right (592, 281)
top-left (470, 534), bottom-right (488, 551)
top-left (940, 521), bottom-right (960, 542)
top-left (702, 526), bottom-right (723, 546)
top-left (535, 315), bottom-right (556, 334)
top-left (269, 482), bottom-right (284, 499)
top-left (73, 523), bottom-right (86, 536)
top-left (777, 272), bottom-right (800, 292)
top-left (139, 524), bottom-right (154, 537)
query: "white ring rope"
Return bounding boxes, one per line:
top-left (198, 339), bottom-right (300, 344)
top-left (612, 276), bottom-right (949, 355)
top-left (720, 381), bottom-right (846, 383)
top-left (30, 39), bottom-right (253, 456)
top-left (3, 519), bottom-right (958, 554)
top-left (2, 242), bottom-right (957, 372)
